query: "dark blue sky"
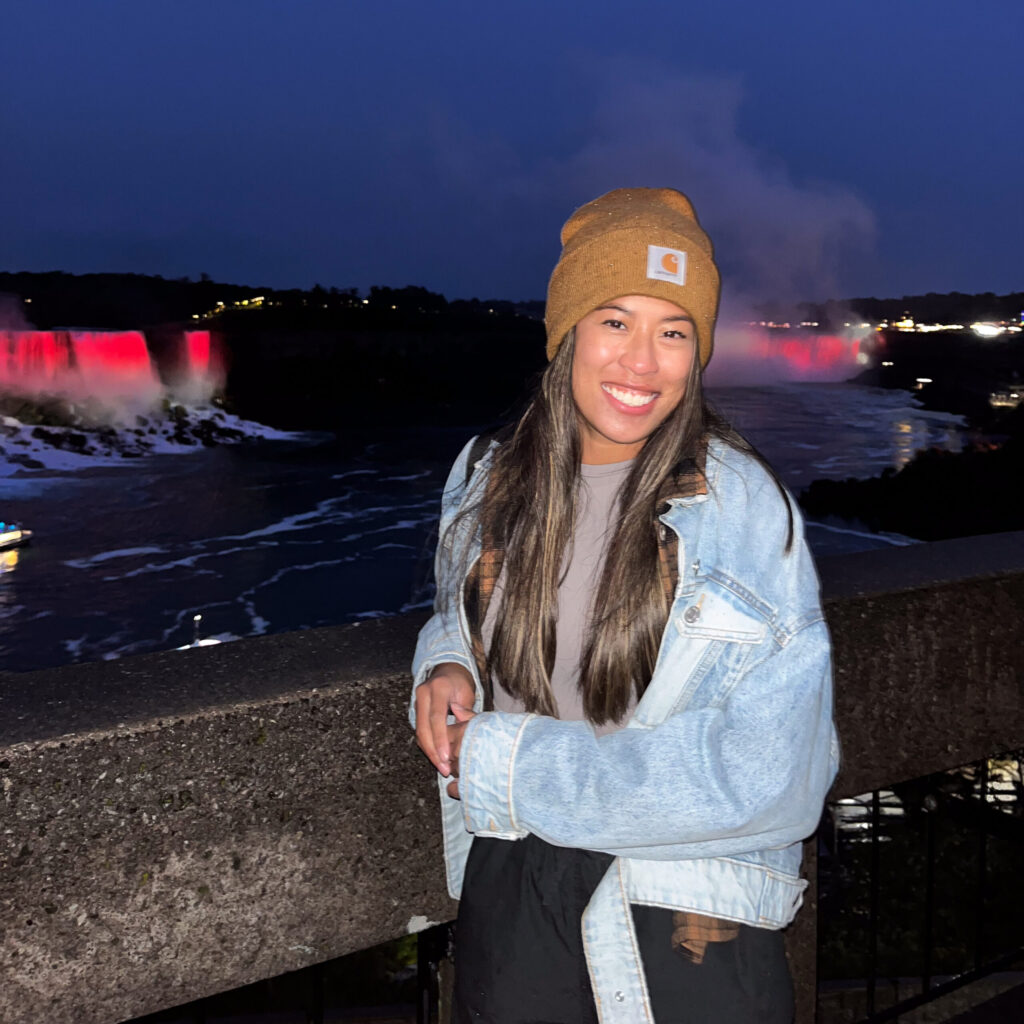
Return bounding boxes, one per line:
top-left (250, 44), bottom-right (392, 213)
top-left (3, 1), bottom-right (1021, 306)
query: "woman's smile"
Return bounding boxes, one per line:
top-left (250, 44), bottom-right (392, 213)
top-left (600, 382), bottom-right (660, 409)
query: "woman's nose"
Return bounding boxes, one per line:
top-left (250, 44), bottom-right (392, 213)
top-left (619, 330), bottom-right (657, 375)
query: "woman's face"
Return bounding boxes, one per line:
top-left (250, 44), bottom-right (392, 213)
top-left (571, 294), bottom-right (697, 465)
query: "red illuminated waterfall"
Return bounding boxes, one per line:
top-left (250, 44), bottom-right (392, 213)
top-left (0, 329), bottom-right (219, 401)
top-left (752, 332), bottom-right (860, 373)
top-left (0, 330), bottom-right (76, 386)
top-left (186, 330), bottom-right (211, 374)
top-left (704, 326), bottom-right (866, 386)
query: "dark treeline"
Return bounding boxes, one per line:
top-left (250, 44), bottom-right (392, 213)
top-left (3, 270), bottom-right (1019, 332)
top-left (223, 320), bottom-right (547, 430)
top-left (1, 271), bottom-right (255, 329)
top-left (793, 291), bottom-right (1024, 327)
top-left (0, 270), bottom-right (544, 331)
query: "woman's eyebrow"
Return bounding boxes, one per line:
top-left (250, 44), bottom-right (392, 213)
top-left (592, 305), bottom-right (694, 325)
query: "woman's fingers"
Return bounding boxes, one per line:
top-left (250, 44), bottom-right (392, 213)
top-left (414, 664), bottom-right (476, 776)
top-left (415, 679), bottom-right (453, 774)
top-left (429, 683), bottom-right (454, 774)
top-left (414, 682), bottom-right (442, 771)
top-left (450, 702), bottom-right (475, 722)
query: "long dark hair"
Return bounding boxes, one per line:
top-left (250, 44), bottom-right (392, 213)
top-left (450, 329), bottom-right (789, 726)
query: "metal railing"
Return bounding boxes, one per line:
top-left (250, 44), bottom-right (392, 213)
top-left (819, 751), bottom-right (1024, 1023)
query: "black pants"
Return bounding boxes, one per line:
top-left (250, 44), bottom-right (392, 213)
top-left (453, 835), bottom-right (794, 1024)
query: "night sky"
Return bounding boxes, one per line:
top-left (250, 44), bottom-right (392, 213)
top-left (3, 1), bottom-right (1021, 308)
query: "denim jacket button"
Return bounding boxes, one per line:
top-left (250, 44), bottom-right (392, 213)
top-left (683, 605), bottom-right (701, 624)
top-left (614, 991), bottom-right (625, 1002)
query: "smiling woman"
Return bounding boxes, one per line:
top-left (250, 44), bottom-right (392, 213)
top-left (410, 188), bottom-right (838, 1024)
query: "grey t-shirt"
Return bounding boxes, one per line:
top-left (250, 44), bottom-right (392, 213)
top-left (485, 458), bottom-right (637, 737)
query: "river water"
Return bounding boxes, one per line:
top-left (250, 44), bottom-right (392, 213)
top-left (0, 382), bottom-right (964, 674)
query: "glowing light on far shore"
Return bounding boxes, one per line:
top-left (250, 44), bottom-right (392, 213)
top-left (971, 322), bottom-right (1004, 338)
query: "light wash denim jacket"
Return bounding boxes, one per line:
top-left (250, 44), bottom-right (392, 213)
top-left (411, 436), bottom-right (839, 1024)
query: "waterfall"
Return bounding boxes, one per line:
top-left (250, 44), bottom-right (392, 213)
top-left (0, 329), bottom-right (221, 405)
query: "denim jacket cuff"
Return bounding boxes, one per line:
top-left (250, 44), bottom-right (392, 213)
top-left (460, 711), bottom-right (535, 839)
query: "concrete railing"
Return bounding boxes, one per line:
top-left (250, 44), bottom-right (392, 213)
top-left (2, 531), bottom-right (1023, 1024)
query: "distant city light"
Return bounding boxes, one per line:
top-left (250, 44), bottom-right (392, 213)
top-left (971, 322), bottom-right (1004, 338)
top-left (990, 390), bottom-right (1022, 409)
top-left (882, 360), bottom-right (894, 367)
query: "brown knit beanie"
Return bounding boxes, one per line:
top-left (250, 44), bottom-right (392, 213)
top-left (545, 188), bottom-right (720, 368)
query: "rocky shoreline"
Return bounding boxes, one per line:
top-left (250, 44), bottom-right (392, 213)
top-left (800, 435), bottom-right (1023, 541)
top-left (0, 391), bottom-right (299, 475)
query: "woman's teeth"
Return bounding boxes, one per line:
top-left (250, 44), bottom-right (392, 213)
top-left (602, 384), bottom-right (657, 408)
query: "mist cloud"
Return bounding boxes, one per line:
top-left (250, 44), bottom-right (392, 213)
top-left (559, 67), bottom-right (877, 309)
top-left (400, 61), bottom-right (876, 311)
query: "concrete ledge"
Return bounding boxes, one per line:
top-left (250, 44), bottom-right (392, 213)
top-left (1, 533), bottom-right (1023, 1024)
top-left (819, 531), bottom-right (1024, 797)
top-left (1, 617), bottom-right (454, 1024)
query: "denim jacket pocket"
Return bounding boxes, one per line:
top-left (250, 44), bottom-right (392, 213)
top-left (673, 577), bottom-right (767, 643)
top-left (644, 579), bottom-right (769, 720)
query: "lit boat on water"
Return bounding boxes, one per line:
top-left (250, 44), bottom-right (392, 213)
top-left (0, 523), bottom-right (32, 551)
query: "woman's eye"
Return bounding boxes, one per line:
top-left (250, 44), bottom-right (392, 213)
top-left (663, 329), bottom-right (692, 341)
top-left (602, 319), bottom-right (626, 330)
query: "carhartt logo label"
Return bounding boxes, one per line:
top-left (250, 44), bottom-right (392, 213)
top-left (646, 245), bottom-right (687, 286)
